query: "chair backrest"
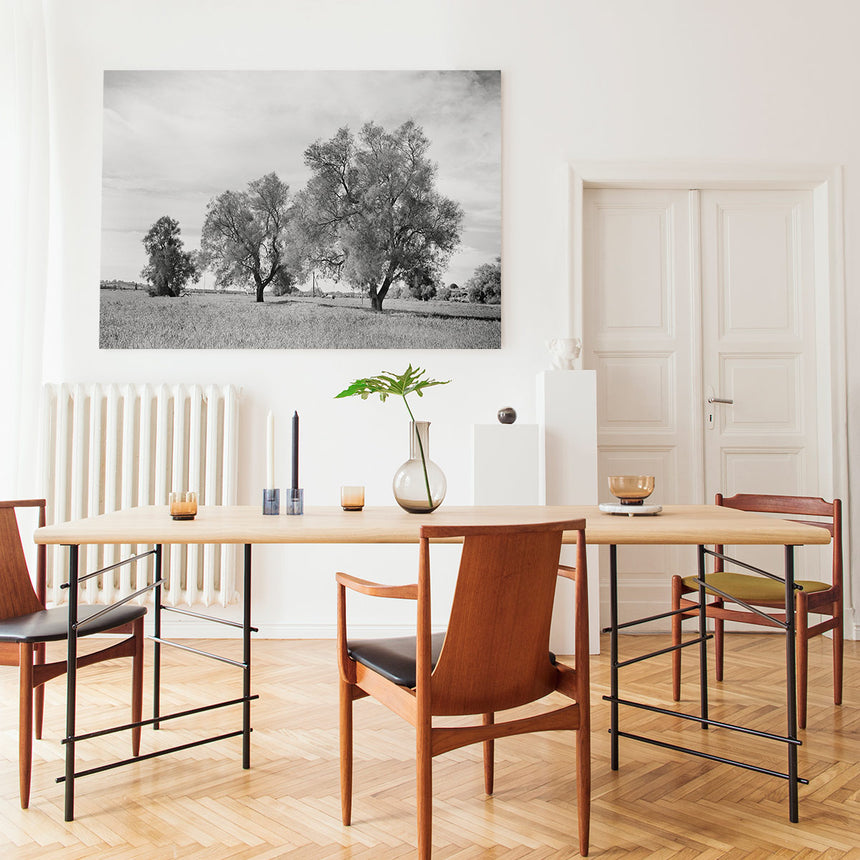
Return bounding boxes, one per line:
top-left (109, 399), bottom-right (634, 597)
top-left (0, 500), bottom-right (46, 622)
top-left (418, 519), bottom-right (585, 716)
top-left (716, 493), bottom-right (841, 589)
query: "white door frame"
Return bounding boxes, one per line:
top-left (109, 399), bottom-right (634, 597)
top-left (567, 161), bottom-right (853, 639)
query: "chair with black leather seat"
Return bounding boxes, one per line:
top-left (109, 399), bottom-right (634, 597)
top-left (0, 499), bottom-right (146, 808)
top-left (671, 493), bottom-right (842, 728)
top-left (337, 519), bottom-right (590, 858)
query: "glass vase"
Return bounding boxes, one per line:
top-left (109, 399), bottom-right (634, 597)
top-left (392, 421), bottom-right (447, 513)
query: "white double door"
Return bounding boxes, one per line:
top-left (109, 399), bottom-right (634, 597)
top-left (583, 186), bottom-right (826, 623)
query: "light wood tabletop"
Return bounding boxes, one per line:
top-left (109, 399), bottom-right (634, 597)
top-left (33, 504), bottom-right (832, 547)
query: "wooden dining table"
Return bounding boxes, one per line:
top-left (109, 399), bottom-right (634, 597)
top-left (35, 503), bottom-right (830, 821)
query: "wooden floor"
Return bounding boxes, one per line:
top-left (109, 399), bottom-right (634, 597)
top-left (1, 634), bottom-right (857, 858)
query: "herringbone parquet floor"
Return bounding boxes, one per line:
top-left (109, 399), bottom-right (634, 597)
top-left (1, 634), bottom-right (857, 858)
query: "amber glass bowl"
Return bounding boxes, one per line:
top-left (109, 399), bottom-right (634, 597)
top-left (608, 476), bottom-right (655, 505)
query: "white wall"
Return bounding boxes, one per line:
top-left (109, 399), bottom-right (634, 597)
top-left (23, 0), bottom-right (860, 637)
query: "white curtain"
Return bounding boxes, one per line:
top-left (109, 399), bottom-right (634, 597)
top-left (0, 0), bottom-right (50, 499)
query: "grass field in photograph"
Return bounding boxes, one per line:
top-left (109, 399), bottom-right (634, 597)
top-left (99, 290), bottom-right (501, 350)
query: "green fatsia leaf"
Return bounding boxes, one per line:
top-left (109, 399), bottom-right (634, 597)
top-left (335, 365), bottom-right (450, 402)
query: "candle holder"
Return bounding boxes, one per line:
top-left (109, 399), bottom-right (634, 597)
top-left (286, 488), bottom-right (304, 516)
top-left (262, 488), bottom-right (280, 516)
top-left (340, 485), bottom-right (365, 511)
top-left (169, 491), bottom-right (198, 520)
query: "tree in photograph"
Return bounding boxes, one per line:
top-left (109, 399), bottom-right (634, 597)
top-left (404, 262), bottom-right (440, 301)
top-left (289, 185), bottom-right (346, 287)
top-left (140, 216), bottom-right (199, 297)
top-left (466, 257), bottom-right (501, 304)
top-left (270, 267), bottom-right (297, 297)
top-left (299, 121), bottom-right (463, 312)
top-left (200, 172), bottom-right (294, 303)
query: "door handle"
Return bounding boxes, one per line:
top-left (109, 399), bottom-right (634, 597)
top-left (707, 396), bottom-right (734, 405)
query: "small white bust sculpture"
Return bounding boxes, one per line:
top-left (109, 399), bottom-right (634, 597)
top-left (546, 337), bottom-right (582, 370)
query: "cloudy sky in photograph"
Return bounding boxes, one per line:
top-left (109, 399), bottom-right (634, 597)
top-left (101, 70), bottom-right (501, 289)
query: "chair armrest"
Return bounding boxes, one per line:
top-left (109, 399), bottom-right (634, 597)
top-left (336, 572), bottom-right (417, 683)
top-left (336, 572), bottom-right (418, 600)
top-left (557, 564), bottom-right (578, 581)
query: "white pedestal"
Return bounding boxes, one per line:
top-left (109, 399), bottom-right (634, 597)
top-left (470, 374), bottom-right (599, 654)
top-left (538, 370), bottom-right (600, 654)
top-left (472, 424), bottom-right (540, 505)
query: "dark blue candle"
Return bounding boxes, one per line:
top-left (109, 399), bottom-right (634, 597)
top-left (291, 411), bottom-right (299, 489)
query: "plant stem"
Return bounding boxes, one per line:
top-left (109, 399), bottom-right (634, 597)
top-left (402, 396), bottom-right (434, 510)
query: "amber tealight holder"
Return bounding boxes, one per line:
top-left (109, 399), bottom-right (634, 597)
top-left (169, 491), bottom-right (198, 520)
top-left (340, 485), bottom-right (365, 511)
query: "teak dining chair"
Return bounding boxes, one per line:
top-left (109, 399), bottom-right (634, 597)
top-left (0, 499), bottom-right (147, 808)
top-left (336, 519), bottom-right (590, 858)
top-left (671, 493), bottom-right (842, 728)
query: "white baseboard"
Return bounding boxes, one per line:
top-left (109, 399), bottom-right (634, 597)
top-left (849, 607), bottom-right (860, 641)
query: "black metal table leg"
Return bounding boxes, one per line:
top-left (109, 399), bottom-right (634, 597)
top-left (64, 545), bottom-right (79, 821)
top-left (697, 545), bottom-right (710, 730)
top-left (53, 541), bottom-right (254, 812)
top-left (785, 545), bottom-right (799, 822)
top-left (153, 544), bottom-right (162, 730)
top-left (600, 535), bottom-right (807, 822)
top-left (609, 543), bottom-right (619, 770)
top-left (243, 543), bottom-right (252, 769)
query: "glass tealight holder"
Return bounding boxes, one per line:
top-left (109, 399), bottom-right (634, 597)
top-left (262, 488), bottom-right (280, 515)
top-left (169, 491), bottom-right (198, 520)
top-left (286, 488), bottom-right (304, 515)
top-left (340, 485), bottom-right (365, 511)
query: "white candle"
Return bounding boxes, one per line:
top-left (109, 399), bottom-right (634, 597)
top-left (266, 411), bottom-right (275, 489)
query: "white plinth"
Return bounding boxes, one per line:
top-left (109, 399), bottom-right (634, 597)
top-left (538, 370), bottom-right (600, 654)
top-left (472, 424), bottom-right (540, 505)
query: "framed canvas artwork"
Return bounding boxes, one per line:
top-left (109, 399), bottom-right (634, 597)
top-left (99, 70), bottom-right (501, 349)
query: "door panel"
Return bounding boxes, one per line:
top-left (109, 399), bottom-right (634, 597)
top-left (596, 208), bottom-right (670, 333)
top-left (585, 189), bottom-right (697, 493)
top-left (719, 210), bottom-right (798, 334)
top-left (721, 355), bottom-right (801, 431)
top-left (701, 189), bottom-right (817, 499)
top-left (598, 353), bottom-right (674, 428)
top-left (722, 449), bottom-right (804, 495)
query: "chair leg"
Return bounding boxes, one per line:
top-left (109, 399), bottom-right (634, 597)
top-left (671, 577), bottom-right (682, 701)
top-left (34, 642), bottom-right (46, 740)
top-left (576, 718), bottom-right (591, 856)
top-left (132, 617), bottom-right (144, 756)
top-left (339, 677), bottom-right (354, 826)
top-left (19, 643), bottom-right (34, 809)
top-left (417, 717), bottom-right (432, 860)
top-left (833, 609), bottom-right (843, 707)
top-left (714, 603), bottom-right (725, 682)
top-left (796, 592), bottom-right (809, 730)
top-left (482, 713), bottom-right (494, 795)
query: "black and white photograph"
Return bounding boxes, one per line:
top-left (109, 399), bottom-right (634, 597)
top-left (99, 70), bottom-right (502, 349)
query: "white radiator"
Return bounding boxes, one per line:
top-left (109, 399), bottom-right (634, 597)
top-left (39, 383), bottom-right (240, 607)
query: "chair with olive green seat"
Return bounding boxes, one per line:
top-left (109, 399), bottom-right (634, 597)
top-left (670, 493), bottom-right (842, 729)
